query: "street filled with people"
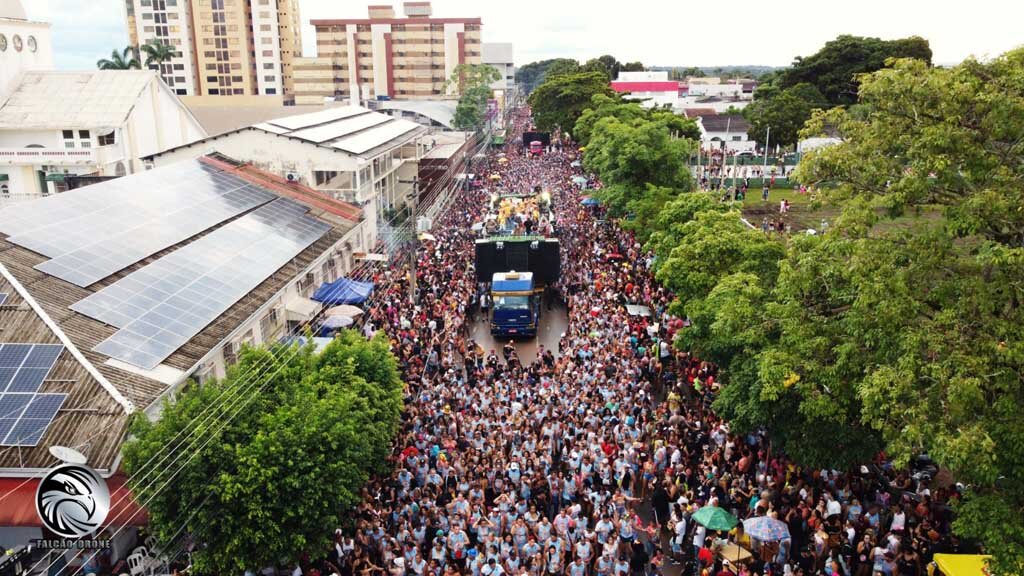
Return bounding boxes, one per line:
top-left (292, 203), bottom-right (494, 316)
top-left (316, 108), bottom-right (967, 576)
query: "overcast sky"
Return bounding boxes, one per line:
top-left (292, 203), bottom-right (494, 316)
top-left (29, 0), bottom-right (1024, 71)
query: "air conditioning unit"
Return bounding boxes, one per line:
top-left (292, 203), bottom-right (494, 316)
top-left (285, 171), bottom-right (300, 183)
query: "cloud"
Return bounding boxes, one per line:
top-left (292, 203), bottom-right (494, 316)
top-left (28, 0), bottom-right (129, 70)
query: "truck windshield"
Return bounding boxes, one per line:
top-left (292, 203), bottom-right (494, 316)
top-left (494, 295), bottom-right (530, 310)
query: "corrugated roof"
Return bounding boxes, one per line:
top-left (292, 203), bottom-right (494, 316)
top-left (251, 106), bottom-right (427, 159)
top-left (0, 71), bottom-right (156, 130)
top-left (374, 99), bottom-right (456, 129)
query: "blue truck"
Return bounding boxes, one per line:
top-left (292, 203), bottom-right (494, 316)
top-left (490, 271), bottom-right (541, 337)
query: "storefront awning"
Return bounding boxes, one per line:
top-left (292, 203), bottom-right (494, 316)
top-left (0, 475), bottom-right (148, 528)
top-left (284, 297), bottom-right (320, 321)
top-left (44, 173), bottom-right (66, 182)
top-left (0, 174), bottom-right (9, 182)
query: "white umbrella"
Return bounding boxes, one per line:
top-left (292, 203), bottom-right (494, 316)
top-left (326, 305), bottom-right (364, 318)
top-left (322, 315), bottom-right (354, 329)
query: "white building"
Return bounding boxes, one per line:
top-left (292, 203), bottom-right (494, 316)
top-left (697, 114), bottom-right (756, 153)
top-left (611, 71), bottom-right (681, 109)
top-left (144, 105), bottom-right (430, 251)
top-left (483, 42), bottom-right (515, 91)
top-left (0, 70), bottom-right (207, 204)
top-left (0, 0), bottom-right (53, 97)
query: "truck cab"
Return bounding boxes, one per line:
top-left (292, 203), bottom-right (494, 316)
top-left (490, 271), bottom-right (540, 337)
top-left (529, 140), bottom-right (543, 156)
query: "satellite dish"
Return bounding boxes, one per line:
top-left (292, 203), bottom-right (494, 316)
top-left (49, 445), bottom-right (87, 465)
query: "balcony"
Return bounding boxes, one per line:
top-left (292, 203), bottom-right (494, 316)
top-left (0, 148), bottom-right (97, 167)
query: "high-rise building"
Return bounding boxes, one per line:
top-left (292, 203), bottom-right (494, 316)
top-left (127, 0), bottom-right (302, 99)
top-left (482, 43), bottom-right (514, 91)
top-left (294, 2), bottom-right (482, 106)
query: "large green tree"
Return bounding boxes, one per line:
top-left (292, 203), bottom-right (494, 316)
top-left (743, 82), bottom-right (828, 147)
top-left (584, 114), bottom-right (695, 217)
top-left (777, 34), bottom-right (932, 106)
top-left (527, 71), bottom-right (615, 132)
top-left (447, 64), bottom-right (502, 131)
top-left (121, 332), bottom-right (404, 575)
top-left (515, 58), bottom-right (579, 93)
top-left (792, 51), bottom-right (1024, 571)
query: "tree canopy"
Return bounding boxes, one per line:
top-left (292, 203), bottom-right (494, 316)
top-left (515, 58), bottom-right (580, 93)
top-left (777, 34), bottom-right (932, 107)
top-left (121, 332), bottom-right (405, 575)
top-left (742, 82), bottom-right (828, 147)
top-left (97, 46), bottom-right (141, 70)
top-left (447, 64), bottom-right (501, 131)
top-left (635, 48), bottom-right (1024, 572)
top-left (527, 71), bottom-right (615, 132)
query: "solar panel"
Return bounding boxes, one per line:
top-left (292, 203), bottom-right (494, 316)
top-left (0, 293), bottom-right (7, 305)
top-left (0, 392), bottom-right (65, 446)
top-left (289, 113), bottom-right (391, 144)
top-left (0, 344), bottom-right (63, 393)
top-left (2, 161), bottom-right (278, 287)
top-left (331, 119), bottom-right (420, 155)
top-left (74, 199), bottom-right (331, 369)
top-left (0, 393), bottom-right (30, 420)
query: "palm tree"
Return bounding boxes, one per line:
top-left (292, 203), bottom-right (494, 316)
top-left (140, 40), bottom-right (176, 69)
top-left (97, 46), bottom-right (141, 70)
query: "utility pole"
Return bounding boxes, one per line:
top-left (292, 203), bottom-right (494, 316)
top-left (763, 125), bottom-right (771, 175)
top-left (400, 177), bottom-right (419, 304)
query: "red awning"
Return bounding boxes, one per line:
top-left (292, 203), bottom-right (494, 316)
top-left (0, 474), bottom-right (148, 528)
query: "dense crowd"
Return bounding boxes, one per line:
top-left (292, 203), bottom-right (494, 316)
top-left (303, 109), bottom-right (969, 576)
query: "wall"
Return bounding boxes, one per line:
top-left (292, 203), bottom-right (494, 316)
top-left (0, 20), bottom-right (53, 97)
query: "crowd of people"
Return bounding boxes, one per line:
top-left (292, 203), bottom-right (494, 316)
top-left (301, 108), bottom-right (969, 576)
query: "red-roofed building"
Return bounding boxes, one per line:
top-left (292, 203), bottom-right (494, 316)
top-left (610, 71), bottom-right (683, 108)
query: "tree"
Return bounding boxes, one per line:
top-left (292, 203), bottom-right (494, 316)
top-left (515, 58), bottom-right (579, 94)
top-left (446, 64), bottom-right (501, 131)
top-left (767, 50), bottom-right (1023, 571)
top-left (544, 58), bottom-right (581, 80)
top-left (121, 332), bottom-right (405, 575)
top-left (778, 35), bottom-right (932, 107)
top-left (140, 39), bottom-right (175, 69)
top-left (527, 72), bottom-right (615, 132)
top-left (620, 61), bottom-right (645, 72)
top-left (742, 82), bottom-right (827, 148)
top-left (97, 46), bottom-right (141, 70)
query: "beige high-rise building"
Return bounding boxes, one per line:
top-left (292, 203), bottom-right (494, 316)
top-left (294, 2), bottom-right (482, 106)
top-left (127, 0), bottom-right (302, 100)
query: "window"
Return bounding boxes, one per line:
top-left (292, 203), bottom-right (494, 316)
top-left (223, 341), bottom-right (236, 365)
top-left (260, 24), bottom-right (272, 31)
top-left (263, 63), bottom-right (275, 69)
top-left (62, 130), bottom-right (74, 139)
top-left (265, 88), bottom-right (276, 94)
top-left (261, 37), bottom-right (273, 44)
top-left (262, 50), bottom-right (274, 56)
top-left (98, 131), bottom-right (116, 146)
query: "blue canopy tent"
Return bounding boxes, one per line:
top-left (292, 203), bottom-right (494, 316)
top-left (581, 196), bottom-right (600, 207)
top-left (312, 278), bottom-right (374, 305)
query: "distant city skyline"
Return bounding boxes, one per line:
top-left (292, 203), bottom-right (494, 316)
top-left (29, 0), bottom-right (1024, 72)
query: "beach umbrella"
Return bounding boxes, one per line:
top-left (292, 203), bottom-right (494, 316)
top-left (322, 315), bottom-right (354, 329)
top-left (570, 160), bottom-right (582, 168)
top-left (692, 506), bottom-right (738, 531)
top-left (326, 305), bottom-right (364, 319)
top-left (742, 516), bottom-right (790, 542)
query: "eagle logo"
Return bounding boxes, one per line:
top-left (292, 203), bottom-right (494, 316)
top-left (35, 464), bottom-right (110, 538)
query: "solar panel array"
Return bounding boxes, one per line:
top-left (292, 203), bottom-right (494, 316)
top-left (0, 161), bottom-right (277, 287)
top-left (0, 293), bottom-right (7, 306)
top-left (0, 343), bottom-right (66, 447)
top-left (73, 198), bottom-right (331, 369)
top-left (266, 105), bottom-right (365, 131)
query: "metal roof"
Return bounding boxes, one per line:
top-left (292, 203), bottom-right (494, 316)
top-left (492, 272), bottom-right (534, 292)
top-left (0, 71), bottom-right (156, 130)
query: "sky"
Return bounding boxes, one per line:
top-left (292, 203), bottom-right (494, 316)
top-left (27, 0), bottom-right (1024, 71)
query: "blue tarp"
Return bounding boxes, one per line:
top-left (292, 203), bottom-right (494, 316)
top-left (311, 278), bottom-right (374, 305)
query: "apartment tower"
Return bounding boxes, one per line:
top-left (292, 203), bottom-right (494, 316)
top-left (127, 0), bottom-right (302, 99)
top-left (294, 2), bottom-right (482, 105)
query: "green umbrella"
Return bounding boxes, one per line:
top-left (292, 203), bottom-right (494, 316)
top-left (692, 506), bottom-right (738, 531)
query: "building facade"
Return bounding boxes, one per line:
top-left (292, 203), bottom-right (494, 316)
top-left (294, 2), bottom-right (482, 105)
top-left (126, 0), bottom-right (302, 99)
top-left (482, 42), bottom-right (514, 91)
top-left (0, 71), bottom-right (207, 204)
top-left (0, 0), bottom-right (53, 97)
top-left (610, 71), bottom-right (683, 109)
